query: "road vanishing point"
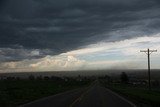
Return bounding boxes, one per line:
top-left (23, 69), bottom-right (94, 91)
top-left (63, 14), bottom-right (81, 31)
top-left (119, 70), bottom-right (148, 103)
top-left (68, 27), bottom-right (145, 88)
top-left (20, 81), bottom-right (136, 107)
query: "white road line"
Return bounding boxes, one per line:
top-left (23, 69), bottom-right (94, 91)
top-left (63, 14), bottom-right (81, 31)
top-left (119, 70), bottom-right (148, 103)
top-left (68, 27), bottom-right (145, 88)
top-left (105, 88), bottom-right (137, 107)
top-left (19, 87), bottom-right (85, 107)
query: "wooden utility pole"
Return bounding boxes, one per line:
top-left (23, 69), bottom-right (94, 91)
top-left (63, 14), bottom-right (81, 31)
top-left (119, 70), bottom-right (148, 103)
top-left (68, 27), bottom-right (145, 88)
top-left (140, 48), bottom-right (157, 90)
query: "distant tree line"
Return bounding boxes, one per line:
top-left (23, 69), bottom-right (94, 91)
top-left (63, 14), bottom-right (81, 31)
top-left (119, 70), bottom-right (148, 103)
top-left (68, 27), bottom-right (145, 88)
top-left (0, 75), bottom-right (96, 83)
top-left (120, 72), bottom-right (129, 83)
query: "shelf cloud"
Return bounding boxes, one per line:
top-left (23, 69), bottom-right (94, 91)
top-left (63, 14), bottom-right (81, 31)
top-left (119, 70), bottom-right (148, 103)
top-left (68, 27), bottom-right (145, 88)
top-left (1, 0), bottom-right (160, 72)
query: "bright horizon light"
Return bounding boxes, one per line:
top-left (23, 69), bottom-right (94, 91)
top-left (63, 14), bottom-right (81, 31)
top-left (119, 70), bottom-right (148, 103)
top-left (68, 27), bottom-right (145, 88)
top-left (1, 33), bottom-right (160, 72)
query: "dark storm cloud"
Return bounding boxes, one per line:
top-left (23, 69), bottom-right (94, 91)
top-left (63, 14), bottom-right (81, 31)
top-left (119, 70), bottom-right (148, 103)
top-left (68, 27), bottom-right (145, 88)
top-left (1, 0), bottom-right (160, 61)
top-left (0, 47), bottom-right (55, 62)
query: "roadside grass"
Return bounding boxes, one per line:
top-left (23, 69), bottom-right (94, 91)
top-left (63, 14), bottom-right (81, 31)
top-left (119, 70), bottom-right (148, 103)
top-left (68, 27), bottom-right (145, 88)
top-left (101, 81), bottom-right (160, 107)
top-left (0, 79), bottom-right (91, 107)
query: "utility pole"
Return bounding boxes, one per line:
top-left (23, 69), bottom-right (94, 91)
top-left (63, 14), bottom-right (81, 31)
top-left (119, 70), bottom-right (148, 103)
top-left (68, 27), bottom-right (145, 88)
top-left (140, 48), bottom-right (157, 90)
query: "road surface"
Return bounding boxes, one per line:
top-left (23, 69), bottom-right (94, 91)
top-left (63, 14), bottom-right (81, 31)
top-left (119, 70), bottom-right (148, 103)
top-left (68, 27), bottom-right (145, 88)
top-left (20, 81), bottom-right (136, 107)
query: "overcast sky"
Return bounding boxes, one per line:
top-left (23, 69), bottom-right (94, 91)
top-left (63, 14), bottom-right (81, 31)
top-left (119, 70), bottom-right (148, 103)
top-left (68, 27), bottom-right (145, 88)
top-left (1, 0), bottom-right (160, 72)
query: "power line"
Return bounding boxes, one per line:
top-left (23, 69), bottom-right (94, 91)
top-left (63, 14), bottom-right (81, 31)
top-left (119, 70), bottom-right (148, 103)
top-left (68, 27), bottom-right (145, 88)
top-left (140, 48), bottom-right (157, 90)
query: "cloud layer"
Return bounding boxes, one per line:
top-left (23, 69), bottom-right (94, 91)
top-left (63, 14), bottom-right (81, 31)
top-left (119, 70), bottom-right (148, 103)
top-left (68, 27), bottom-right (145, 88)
top-left (1, 0), bottom-right (160, 72)
top-left (1, 33), bottom-right (160, 72)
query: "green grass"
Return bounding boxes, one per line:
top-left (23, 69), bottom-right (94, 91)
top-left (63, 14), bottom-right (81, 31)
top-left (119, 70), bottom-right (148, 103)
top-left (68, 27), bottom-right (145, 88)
top-left (102, 82), bottom-right (160, 106)
top-left (0, 79), bottom-right (91, 107)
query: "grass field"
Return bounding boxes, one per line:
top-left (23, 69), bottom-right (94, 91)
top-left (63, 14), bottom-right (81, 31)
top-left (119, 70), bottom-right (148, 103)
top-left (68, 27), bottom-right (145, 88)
top-left (102, 82), bottom-right (160, 107)
top-left (0, 79), bottom-right (91, 107)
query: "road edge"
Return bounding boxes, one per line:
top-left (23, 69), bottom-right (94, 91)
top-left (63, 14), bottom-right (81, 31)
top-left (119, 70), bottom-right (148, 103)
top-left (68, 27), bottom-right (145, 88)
top-left (104, 87), bottom-right (137, 107)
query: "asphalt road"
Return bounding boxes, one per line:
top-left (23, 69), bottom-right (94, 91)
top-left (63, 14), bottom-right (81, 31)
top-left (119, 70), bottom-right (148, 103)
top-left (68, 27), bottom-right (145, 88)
top-left (20, 81), bottom-right (136, 107)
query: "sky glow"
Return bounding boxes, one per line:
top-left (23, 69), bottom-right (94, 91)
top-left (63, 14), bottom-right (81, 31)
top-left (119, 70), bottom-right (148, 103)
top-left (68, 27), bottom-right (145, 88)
top-left (1, 0), bottom-right (160, 72)
top-left (1, 34), bottom-right (160, 72)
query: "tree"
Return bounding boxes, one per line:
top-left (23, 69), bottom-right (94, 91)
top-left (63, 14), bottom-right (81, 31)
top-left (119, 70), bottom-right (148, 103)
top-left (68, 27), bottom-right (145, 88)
top-left (28, 75), bottom-right (35, 80)
top-left (44, 76), bottom-right (50, 80)
top-left (120, 72), bottom-right (129, 83)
